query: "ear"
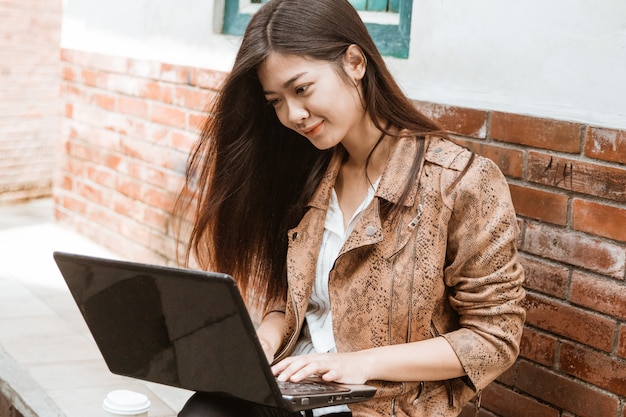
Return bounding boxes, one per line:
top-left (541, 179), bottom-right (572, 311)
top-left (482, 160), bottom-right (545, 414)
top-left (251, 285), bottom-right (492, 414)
top-left (343, 44), bottom-right (367, 81)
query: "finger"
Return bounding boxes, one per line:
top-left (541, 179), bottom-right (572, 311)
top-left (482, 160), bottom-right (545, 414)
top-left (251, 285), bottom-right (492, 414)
top-left (286, 360), bottom-right (334, 382)
top-left (271, 357), bottom-right (295, 376)
top-left (320, 368), bottom-right (340, 382)
top-left (275, 358), bottom-right (316, 381)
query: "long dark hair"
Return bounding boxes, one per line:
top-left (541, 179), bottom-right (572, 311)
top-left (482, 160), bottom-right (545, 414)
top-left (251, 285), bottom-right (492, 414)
top-left (176, 0), bottom-right (441, 313)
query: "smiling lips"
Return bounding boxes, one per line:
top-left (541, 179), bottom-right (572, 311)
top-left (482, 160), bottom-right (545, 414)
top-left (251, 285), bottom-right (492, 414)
top-left (302, 121), bottom-right (323, 137)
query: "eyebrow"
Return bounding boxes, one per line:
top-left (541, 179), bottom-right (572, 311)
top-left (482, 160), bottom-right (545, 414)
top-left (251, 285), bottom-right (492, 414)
top-left (263, 72), bottom-right (307, 95)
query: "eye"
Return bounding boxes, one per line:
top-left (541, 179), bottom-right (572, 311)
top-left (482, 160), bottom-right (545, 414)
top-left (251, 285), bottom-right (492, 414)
top-left (265, 98), bottom-right (280, 108)
top-left (295, 84), bottom-right (310, 95)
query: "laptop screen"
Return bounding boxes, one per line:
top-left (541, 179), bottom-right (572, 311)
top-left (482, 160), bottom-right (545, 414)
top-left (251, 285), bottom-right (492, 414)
top-left (54, 253), bottom-right (282, 408)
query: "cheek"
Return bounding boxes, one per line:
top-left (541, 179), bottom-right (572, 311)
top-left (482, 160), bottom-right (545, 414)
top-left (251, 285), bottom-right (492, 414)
top-left (273, 107), bottom-right (290, 128)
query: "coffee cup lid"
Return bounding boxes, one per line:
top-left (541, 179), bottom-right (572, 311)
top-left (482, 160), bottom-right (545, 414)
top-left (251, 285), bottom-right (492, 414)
top-left (103, 390), bottom-right (151, 415)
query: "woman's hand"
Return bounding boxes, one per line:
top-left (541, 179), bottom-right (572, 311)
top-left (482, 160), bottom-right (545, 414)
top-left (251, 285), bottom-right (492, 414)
top-left (271, 351), bottom-right (371, 385)
top-left (272, 338), bottom-right (466, 385)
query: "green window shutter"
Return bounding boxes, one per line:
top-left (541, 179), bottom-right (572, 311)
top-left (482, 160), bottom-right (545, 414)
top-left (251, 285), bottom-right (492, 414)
top-left (223, 0), bottom-right (412, 59)
top-left (349, 0), bottom-right (367, 9)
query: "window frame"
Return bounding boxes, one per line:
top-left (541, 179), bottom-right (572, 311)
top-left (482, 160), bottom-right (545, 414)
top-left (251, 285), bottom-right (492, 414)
top-left (222, 0), bottom-right (413, 59)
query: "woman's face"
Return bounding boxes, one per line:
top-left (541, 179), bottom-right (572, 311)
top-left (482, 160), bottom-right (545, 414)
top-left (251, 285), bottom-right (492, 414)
top-left (258, 49), bottom-right (368, 150)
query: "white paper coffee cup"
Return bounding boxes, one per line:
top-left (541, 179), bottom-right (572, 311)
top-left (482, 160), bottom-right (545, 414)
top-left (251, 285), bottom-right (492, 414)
top-left (103, 390), bottom-right (151, 416)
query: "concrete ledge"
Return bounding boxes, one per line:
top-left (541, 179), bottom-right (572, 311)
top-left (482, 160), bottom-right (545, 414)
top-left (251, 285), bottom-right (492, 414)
top-left (0, 201), bottom-right (192, 417)
top-left (0, 345), bottom-right (63, 417)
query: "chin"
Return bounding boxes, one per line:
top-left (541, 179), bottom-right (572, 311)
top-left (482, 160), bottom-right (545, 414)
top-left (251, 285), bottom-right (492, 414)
top-left (309, 141), bottom-right (338, 151)
top-left (307, 135), bottom-right (342, 151)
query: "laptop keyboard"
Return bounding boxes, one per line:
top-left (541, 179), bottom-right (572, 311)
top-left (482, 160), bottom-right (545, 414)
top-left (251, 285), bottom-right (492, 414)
top-left (278, 380), bottom-right (350, 395)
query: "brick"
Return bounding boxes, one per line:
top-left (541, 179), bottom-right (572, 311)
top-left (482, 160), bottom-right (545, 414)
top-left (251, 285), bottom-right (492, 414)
top-left (79, 124), bottom-right (121, 151)
top-left (86, 165), bottom-right (117, 189)
top-left (118, 217), bottom-right (153, 247)
top-left (145, 124), bottom-right (171, 145)
top-left (106, 73), bottom-right (140, 96)
top-left (56, 173), bottom-right (73, 192)
top-left (174, 86), bottom-right (209, 111)
top-left (509, 184), bottom-right (568, 225)
top-left (572, 198), bottom-right (626, 242)
top-left (60, 82), bottom-right (88, 101)
top-left (560, 341), bottom-right (626, 396)
top-left (618, 325), bottom-right (626, 359)
top-left (495, 362), bottom-right (516, 386)
top-left (76, 180), bottom-right (104, 205)
top-left (143, 186), bottom-right (177, 213)
top-left (80, 68), bottom-right (108, 89)
top-left (118, 137), bottom-right (159, 164)
top-left (118, 96), bottom-right (149, 119)
top-left (118, 137), bottom-right (186, 174)
top-left (110, 194), bottom-right (167, 236)
top-left (142, 206), bottom-right (169, 232)
top-left (522, 292), bottom-right (615, 351)
top-left (119, 117), bottom-right (148, 140)
top-left (585, 127), bottom-right (626, 164)
top-left (516, 360), bottom-right (619, 417)
top-left (528, 151), bottom-right (626, 203)
top-left (451, 137), bottom-right (524, 178)
top-left (85, 206), bottom-right (119, 239)
top-left (189, 111), bottom-right (209, 133)
top-left (519, 255), bottom-right (569, 298)
top-left (193, 68), bottom-right (227, 90)
top-left (62, 156), bottom-right (87, 178)
top-left (59, 194), bottom-right (88, 216)
top-left (147, 229), bottom-right (179, 259)
top-left (127, 160), bottom-right (168, 187)
top-left (167, 129), bottom-right (197, 153)
top-left (523, 222), bottom-right (626, 279)
top-left (61, 65), bottom-right (77, 82)
top-left (490, 112), bottom-right (582, 153)
top-left (115, 178), bottom-right (176, 212)
top-left (161, 63), bottom-right (193, 84)
top-left (150, 104), bottom-right (187, 129)
top-left (481, 382), bottom-right (559, 417)
top-left (139, 80), bottom-right (174, 103)
top-left (70, 101), bottom-right (110, 128)
top-left (67, 140), bottom-right (101, 163)
top-left (570, 271), bottom-right (626, 319)
top-left (91, 92), bottom-right (116, 111)
top-left (519, 327), bottom-right (557, 367)
top-left (413, 101), bottom-right (489, 138)
top-left (127, 58), bottom-right (162, 79)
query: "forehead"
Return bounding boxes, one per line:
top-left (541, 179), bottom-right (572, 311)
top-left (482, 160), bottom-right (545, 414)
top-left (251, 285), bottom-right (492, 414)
top-left (258, 52), bottom-right (335, 90)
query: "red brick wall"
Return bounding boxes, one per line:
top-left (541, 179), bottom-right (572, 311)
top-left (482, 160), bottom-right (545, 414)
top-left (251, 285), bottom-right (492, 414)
top-left (416, 103), bottom-right (626, 417)
top-left (56, 49), bottom-right (221, 263)
top-left (57, 49), bottom-right (626, 417)
top-left (0, 0), bottom-right (61, 203)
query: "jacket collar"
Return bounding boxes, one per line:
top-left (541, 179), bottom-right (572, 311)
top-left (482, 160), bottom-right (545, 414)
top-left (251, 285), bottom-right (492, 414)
top-left (306, 134), bottom-right (467, 210)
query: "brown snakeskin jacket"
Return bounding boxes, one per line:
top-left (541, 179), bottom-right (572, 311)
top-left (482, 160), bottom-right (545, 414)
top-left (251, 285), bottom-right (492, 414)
top-left (271, 135), bottom-right (526, 417)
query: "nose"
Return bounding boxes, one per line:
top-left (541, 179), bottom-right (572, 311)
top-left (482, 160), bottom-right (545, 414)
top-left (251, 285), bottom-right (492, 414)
top-left (284, 99), bottom-right (309, 126)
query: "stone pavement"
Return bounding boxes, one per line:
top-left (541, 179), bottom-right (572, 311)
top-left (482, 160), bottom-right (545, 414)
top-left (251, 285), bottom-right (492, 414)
top-left (0, 199), bottom-right (193, 417)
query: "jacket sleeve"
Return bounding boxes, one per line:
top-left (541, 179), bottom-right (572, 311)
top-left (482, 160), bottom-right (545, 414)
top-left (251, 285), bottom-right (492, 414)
top-left (439, 155), bottom-right (526, 392)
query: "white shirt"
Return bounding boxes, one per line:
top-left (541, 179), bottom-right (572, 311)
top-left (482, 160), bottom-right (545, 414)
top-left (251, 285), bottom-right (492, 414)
top-left (292, 179), bottom-right (379, 416)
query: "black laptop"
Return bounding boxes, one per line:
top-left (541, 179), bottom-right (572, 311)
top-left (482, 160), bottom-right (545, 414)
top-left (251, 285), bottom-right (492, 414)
top-left (52, 251), bottom-right (376, 412)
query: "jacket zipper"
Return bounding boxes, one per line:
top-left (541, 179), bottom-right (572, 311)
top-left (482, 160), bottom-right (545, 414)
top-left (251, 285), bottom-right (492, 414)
top-left (392, 200), bottom-right (425, 414)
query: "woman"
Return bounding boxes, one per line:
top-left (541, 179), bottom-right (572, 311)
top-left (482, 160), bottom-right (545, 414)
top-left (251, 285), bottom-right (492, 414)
top-left (176, 0), bottom-right (525, 416)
